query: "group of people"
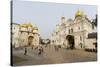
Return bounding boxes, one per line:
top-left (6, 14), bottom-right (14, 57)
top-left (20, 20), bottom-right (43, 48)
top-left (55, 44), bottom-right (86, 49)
top-left (24, 45), bottom-right (44, 56)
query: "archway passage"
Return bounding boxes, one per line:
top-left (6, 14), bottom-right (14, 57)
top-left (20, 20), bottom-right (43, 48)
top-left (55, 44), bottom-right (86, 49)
top-left (28, 36), bottom-right (34, 46)
top-left (66, 35), bottom-right (75, 49)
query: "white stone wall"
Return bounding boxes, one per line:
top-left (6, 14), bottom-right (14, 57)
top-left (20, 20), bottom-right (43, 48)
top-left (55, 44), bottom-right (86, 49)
top-left (12, 23), bottom-right (20, 48)
top-left (19, 32), bottom-right (28, 47)
top-left (51, 14), bottom-right (94, 49)
top-left (32, 34), bottom-right (39, 46)
top-left (85, 38), bottom-right (96, 49)
top-left (74, 34), bottom-right (85, 49)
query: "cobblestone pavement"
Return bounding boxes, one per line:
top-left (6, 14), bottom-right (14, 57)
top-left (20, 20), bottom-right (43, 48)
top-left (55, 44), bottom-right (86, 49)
top-left (12, 45), bottom-right (97, 66)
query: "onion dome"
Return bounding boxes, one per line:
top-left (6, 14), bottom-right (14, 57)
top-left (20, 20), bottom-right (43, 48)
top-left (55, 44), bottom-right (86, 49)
top-left (20, 24), bottom-right (28, 28)
top-left (20, 23), bottom-right (33, 28)
top-left (75, 10), bottom-right (82, 18)
top-left (27, 23), bottom-right (33, 27)
top-left (61, 16), bottom-right (65, 19)
top-left (32, 26), bottom-right (38, 33)
top-left (33, 26), bottom-right (38, 30)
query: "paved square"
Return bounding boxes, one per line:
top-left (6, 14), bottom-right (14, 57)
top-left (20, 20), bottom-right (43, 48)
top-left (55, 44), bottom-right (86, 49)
top-left (12, 45), bottom-right (97, 66)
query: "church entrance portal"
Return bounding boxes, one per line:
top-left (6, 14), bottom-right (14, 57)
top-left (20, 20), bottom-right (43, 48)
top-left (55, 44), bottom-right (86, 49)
top-left (66, 35), bottom-right (75, 49)
top-left (28, 36), bottom-right (34, 46)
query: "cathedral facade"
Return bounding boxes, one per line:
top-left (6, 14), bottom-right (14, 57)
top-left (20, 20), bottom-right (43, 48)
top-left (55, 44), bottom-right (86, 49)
top-left (50, 10), bottom-right (96, 49)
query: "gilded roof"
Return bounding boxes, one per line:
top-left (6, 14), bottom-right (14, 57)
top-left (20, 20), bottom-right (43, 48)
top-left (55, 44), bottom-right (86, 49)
top-left (20, 23), bottom-right (38, 33)
top-left (20, 23), bottom-right (33, 28)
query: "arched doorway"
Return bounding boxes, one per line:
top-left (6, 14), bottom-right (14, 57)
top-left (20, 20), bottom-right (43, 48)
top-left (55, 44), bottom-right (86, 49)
top-left (66, 35), bottom-right (75, 49)
top-left (28, 36), bottom-right (34, 46)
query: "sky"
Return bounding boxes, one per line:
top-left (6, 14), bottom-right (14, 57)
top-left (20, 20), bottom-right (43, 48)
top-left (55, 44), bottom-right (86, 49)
top-left (13, 0), bottom-right (97, 38)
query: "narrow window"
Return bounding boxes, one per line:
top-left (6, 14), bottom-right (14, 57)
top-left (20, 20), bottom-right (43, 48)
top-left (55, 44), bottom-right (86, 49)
top-left (79, 27), bottom-right (80, 30)
top-left (71, 28), bottom-right (73, 33)
top-left (80, 36), bottom-right (82, 41)
top-left (68, 29), bottom-right (70, 34)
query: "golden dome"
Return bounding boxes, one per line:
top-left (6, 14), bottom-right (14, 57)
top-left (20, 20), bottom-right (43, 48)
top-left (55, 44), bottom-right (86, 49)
top-left (27, 23), bottom-right (33, 27)
top-left (20, 23), bottom-right (33, 28)
top-left (33, 27), bottom-right (38, 30)
top-left (32, 27), bottom-right (38, 33)
top-left (32, 30), bottom-right (38, 33)
top-left (75, 10), bottom-right (82, 17)
top-left (61, 16), bottom-right (65, 19)
top-left (20, 24), bottom-right (28, 28)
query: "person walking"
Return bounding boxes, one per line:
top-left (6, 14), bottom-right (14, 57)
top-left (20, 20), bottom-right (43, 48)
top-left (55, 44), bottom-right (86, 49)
top-left (38, 46), bottom-right (43, 55)
top-left (24, 47), bottom-right (27, 55)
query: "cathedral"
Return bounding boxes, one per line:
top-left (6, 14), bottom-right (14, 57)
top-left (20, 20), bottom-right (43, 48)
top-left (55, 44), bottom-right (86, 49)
top-left (50, 10), bottom-right (97, 49)
top-left (12, 23), bottom-right (40, 48)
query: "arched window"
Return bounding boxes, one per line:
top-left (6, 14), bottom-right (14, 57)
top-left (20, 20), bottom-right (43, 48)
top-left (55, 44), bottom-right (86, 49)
top-left (71, 28), bottom-right (73, 33)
